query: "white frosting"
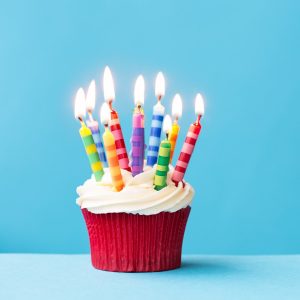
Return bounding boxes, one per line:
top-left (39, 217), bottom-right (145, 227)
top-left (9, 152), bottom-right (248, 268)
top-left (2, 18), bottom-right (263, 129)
top-left (76, 165), bottom-right (194, 215)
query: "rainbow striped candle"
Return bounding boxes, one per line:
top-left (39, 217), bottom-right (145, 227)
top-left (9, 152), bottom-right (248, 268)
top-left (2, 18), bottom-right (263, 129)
top-left (131, 75), bottom-right (145, 176)
top-left (86, 80), bottom-right (108, 167)
top-left (154, 115), bottom-right (172, 190)
top-left (103, 66), bottom-right (131, 172)
top-left (169, 94), bottom-right (182, 163)
top-left (100, 103), bottom-right (124, 191)
top-left (74, 88), bottom-right (104, 181)
top-left (146, 72), bottom-right (165, 166)
top-left (172, 94), bottom-right (205, 186)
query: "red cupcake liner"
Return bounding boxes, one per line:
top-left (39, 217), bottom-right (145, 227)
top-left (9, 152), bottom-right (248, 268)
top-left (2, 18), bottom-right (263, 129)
top-left (82, 206), bottom-right (191, 272)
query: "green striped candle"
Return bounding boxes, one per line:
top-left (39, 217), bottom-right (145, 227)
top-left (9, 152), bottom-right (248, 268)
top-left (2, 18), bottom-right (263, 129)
top-left (154, 114), bottom-right (172, 191)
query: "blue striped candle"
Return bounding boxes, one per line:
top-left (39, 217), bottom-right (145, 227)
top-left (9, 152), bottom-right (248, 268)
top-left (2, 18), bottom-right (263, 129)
top-left (86, 119), bottom-right (108, 167)
top-left (146, 102), bottom-right (165, 166)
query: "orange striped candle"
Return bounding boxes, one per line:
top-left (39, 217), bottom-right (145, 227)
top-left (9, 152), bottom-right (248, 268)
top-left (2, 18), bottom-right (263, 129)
top-left (100, 103), bottom-right (124, 192)
top-left (169, 94), bottom-right (182, 163)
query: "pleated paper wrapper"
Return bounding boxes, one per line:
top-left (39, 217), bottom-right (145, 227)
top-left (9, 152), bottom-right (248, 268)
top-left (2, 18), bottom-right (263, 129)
top-left (82, 206), bottom-right (191, 272)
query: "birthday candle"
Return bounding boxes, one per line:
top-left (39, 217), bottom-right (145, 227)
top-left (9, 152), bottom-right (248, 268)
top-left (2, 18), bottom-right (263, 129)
top-left (154, 115), bottom-right (172, 191)
top-left (100, 103), bottom-right (124, 191)
top-left (85, 80), bottom-right (108, 167)
top-left (131, 75), bottom-right (145, 176)
top-left (146, 72), bottom-right (165, 166)
top-left (103, 66), bottom-right (131, 172)
top-left (74, 88), bottom-right (104, 181)
top-left (172, 93), bottom-right (205, 185)
top-left (169, 94), bottom-right (182, 163)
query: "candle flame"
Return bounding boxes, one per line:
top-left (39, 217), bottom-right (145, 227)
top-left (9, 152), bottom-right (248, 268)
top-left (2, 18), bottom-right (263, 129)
top-left (163, 114), bottom-right (172, 134)
top-left (86, 80), bottom-right (96, 112)
top-left (172, 93), bottom-right (182, 119)
top-left (74, 88), bottom-right (86, 120)
top-left (103, 66), bottom-right (115, 103)
top-left (100, 102), bottom-right (111, 125)
top-left (155, 72), bottom-right (165, 99)
top-left (195, 93), bottom-right (205, 116)
top-left (134, 75), bottom-right (145, 106)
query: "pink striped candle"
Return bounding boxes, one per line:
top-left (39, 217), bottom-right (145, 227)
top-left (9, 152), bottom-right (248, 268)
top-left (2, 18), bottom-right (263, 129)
top-left (103, 66), bottom-right (131, 172)
top-left (172, 93), bottom-right (205, 185)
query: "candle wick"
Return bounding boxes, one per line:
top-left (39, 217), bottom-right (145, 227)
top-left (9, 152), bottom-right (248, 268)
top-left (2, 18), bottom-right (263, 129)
top-left (108, 100), bottom-right (113, 110)
top-left (196, 115), bottom-right (201, 125)
top-left (157, 95), bottom-right (162, 102)
top-left (166, 132), bottom-right (169, 140)
top-left (78, 117), bottom-right (85, 126)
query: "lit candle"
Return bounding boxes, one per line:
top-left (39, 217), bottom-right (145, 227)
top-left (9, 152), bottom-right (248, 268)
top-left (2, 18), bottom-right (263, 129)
top-left (146, 72), bottom-right (165, 166)
top-left (154, 114), bottom-right (172, 191)
top-left (169, 94), bottom-right (182, 163)
top-left (131, 75), bottom-right (145, 176)
top-left (103, 66), bottom-right (131, 172)
top-left (172, 93), bottom-right (205, 186)
top-left (74, 88), bottom-right (104, 181)
top-left (85, 80), bottom-right (108, 167)
top-left (100, 103), bottom-right (124, 191)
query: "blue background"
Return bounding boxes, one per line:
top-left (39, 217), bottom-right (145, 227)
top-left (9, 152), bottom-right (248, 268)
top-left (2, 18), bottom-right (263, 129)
top-left (0, 0), bottom-right (299, 254)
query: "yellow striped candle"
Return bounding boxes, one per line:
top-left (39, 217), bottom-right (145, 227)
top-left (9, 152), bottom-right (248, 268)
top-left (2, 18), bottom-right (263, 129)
top-left (74, 88), bottom-right (104, 181)
top-left (100, 103), bottom-right (124, 192)
top-left (154, 114), bottom-right (172, 191)
top-left (169, 94), bottom-right (182, 163)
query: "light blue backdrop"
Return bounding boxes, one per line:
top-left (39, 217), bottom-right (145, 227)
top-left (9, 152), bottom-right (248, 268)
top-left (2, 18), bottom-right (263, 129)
top-left (0, 0), bottom-right (299, 254)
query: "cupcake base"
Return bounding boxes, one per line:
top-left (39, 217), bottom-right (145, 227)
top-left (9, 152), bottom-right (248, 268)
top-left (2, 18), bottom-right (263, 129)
top-left (82, 206), bottom-right (191, 272)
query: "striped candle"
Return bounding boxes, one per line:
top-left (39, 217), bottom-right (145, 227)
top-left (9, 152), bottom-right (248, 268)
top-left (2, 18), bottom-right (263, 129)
top-left (171, 93), bottom-right (205, 185)
top-left (103, 66), bottom-right (131, 172)
top-left (154, 115), bottom-right (172, 190)
top-left (131, 75), bottom-right (145, 176)
top-left (146, 102), bottom-right (164, 166)
top-left (169, 121), bottom-right (180, 163)
top-left (131, 109), bottom-right (145, 176)
top-left (79, 125), bottom-right (105, 181)
top-left (169, 94), bottom-right (182, 163)
top-left (146, 72), bottom-right (165, 166)
top-left (101, 103), bottom-right (124, 191)
top-left (86, 119), bottom-right (108, 167)
top-left (75, 87), bottom-right (104, 182)
top-left (110, 109), bottom-right (131, 171)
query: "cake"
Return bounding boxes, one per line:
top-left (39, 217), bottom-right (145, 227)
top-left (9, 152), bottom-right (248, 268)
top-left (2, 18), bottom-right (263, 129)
top-left (76, 165), bottom-right (194, 272)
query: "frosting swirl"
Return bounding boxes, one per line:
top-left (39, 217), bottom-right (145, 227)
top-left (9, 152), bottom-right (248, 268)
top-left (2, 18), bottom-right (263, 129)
top-left (76, 165), bottom-right (194, 215)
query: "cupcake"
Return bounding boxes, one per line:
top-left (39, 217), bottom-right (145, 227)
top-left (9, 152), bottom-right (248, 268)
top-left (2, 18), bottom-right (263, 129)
top-left (76, 165), bottom-right (194, 272)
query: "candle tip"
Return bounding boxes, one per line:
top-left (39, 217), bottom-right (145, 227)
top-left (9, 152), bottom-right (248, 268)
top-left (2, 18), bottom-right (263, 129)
top-left (155, 72), bottom-right (165, 100)
top-left (86, 80), bottom-right (96, 112)
top-left (74, 87), bottom-right (86, 120)
top-left (195, 93), bottom-right (205, 116)
top-left (103, 66), bottom-right (115, 103)
top-left (100, 102), bottom-right (111, 125)
top-left (172, 94), bottom-right (183, 119)
top-left (163, 114), bottom-right (172, 134)
top-left (134, 75), bottom-right (145, 106)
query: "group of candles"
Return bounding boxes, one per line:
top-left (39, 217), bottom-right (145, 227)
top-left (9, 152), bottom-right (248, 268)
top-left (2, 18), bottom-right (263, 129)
top-left (74, 67), bottom-right (205, 191)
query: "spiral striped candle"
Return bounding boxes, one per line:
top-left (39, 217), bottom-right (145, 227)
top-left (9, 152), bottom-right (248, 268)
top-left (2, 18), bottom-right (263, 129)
top-left (146, 102), bottom-right (165, 166)
top-left (171, 122), bottom-right (201, 186)
top-left (110, 109), bottom-right (131, 171)
top-left (79, 124), bottom-right (104, 181)
top-left (103, 126), bottom-right (124, 191)
top-left (131, 109), bottom-right (145, 176)
top-left (169, 121), bottom-right (180, 163)
top-left (86, 119), bottom-right (108, 167)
